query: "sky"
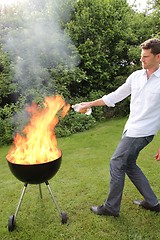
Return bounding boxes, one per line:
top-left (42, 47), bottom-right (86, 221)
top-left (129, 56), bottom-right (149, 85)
top-left (127, 0), bottom-right (148, 11)
top-left (0, 0), bottom-right (27, 8)
top-left (0, 0), bottom-right (148, 12)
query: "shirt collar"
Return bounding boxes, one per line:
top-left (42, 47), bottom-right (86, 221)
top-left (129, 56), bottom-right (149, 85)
top-left (142, 67), bottom-right (160, 78)
top-left (154, 67), bottom-right (160, 77)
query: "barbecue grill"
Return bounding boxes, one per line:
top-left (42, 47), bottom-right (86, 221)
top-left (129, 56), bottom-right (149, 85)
top-left (7, 153), bottom-right (67, 232)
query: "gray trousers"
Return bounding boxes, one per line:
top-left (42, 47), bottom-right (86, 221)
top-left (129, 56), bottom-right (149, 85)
top-left (105, 134), bottom-right (158, 214)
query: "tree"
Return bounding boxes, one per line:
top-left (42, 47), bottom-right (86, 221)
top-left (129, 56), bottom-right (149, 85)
top-left (150, 0), bottom-right (160, 38)
top-left (0, 46), bottom-right (16, 105)
top-left (66, 0), bottom-right (153, 97)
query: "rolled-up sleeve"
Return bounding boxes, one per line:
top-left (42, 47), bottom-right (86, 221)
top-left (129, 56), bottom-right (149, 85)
top-left (102, 78), bottom-right (131, 107)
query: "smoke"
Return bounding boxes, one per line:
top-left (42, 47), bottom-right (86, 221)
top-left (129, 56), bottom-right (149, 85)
top-left (2, 0), bottom-right (79, 133)
top-left (3, 0), bottom-right (79, 100)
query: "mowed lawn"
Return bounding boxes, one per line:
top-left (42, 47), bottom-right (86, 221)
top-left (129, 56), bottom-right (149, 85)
top-left (1, 117), bottom-right (160, 240)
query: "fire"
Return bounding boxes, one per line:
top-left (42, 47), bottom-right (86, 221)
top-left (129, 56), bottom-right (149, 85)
top-left (7, 95), bottom-right (70, 165)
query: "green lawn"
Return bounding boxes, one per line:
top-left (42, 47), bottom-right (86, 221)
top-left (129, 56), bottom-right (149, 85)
top-left (1, 118), bottom-right (160, 240)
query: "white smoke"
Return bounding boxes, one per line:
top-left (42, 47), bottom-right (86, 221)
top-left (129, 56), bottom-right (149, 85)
top-left (3, 0), bottom-right (79, 98)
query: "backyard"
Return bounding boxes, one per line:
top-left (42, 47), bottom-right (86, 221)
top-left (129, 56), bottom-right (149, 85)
top-left (0, 118), bottom-right (160, 240)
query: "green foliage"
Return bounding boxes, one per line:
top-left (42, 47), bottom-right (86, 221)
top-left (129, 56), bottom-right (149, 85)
top-left (0, 95), bottom-right (27, 144)
top-left (55, 109), bottom-right (96, 137)
top-left (67, 0), bottom-right (142, 94)
top-left (0, 103), bottom-right (16, 145)
top-left (150, 1), bottom-right (160, 37)
top-left (0, 47), bottom-right (16, 105)
top-left (50, 65), bottom-right (87, 98)
top-left (89, 88), bottom-right (130, 120)
top-left (88, 90), bottom-right (106, 121)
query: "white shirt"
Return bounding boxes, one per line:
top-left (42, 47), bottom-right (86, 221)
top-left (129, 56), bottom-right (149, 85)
top-left (102, 67), bottom-right (160, 137)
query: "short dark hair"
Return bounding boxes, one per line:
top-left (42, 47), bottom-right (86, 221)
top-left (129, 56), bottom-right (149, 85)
top-left (140, 38), bottom-right (160, 55)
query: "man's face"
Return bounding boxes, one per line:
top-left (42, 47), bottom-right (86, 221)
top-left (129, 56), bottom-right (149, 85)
top-left (140, 49), bottom-right (159, 69)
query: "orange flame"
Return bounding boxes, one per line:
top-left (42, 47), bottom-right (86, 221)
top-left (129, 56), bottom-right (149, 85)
top-left (6, 95), bottom-right (70, 165)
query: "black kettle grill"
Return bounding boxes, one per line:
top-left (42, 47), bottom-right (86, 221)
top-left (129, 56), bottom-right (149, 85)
top-left (7, 153), bottom-right (67, 232)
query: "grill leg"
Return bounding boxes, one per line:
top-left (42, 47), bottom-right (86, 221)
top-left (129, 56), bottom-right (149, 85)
top-left (39, 184), bottom-right (42, 199)
top-left (45, 181), bottom-right (61, 215)
top-left (14, 183), bottom-right (28, 220)
top-left (45, 181), bottom-right (68, 224)
top-left (8, 183), bottom-right (28, 231)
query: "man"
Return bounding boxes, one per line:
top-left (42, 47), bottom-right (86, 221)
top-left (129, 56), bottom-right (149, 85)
top-left (79, 38), bottom-right (160, 217)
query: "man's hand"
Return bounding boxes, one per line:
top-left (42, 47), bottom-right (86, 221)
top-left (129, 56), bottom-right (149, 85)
top-left (155, 148), bottom-right (160, 161)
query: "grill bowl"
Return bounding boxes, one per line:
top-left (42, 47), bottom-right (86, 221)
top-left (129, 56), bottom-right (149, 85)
top-left (7, 155), bottom-right (62, 184)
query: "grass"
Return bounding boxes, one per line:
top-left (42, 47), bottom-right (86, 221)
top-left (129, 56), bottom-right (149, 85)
top-left (1, 117), bottom-right (160, 240)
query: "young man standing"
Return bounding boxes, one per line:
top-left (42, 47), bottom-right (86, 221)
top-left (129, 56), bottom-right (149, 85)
top-left (79, 38), bottom-right (160, 217)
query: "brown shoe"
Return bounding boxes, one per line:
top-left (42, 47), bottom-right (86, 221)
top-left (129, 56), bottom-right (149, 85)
top-left (90, 205), bottom-right (119, 217)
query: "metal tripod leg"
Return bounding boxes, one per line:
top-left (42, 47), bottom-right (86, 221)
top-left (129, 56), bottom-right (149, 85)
top-left (14, 183), bottom-right (28, 220)
top-left (45, 181), bottom-right (61, 215)
top-left (39, 184), bottom-right (42, 199)
top-left (8, 183), bottom-right (28, 232)
top-left (45, 181), bottom-right (68, 224)
top-left (45, 181), bottom-right (61, 216)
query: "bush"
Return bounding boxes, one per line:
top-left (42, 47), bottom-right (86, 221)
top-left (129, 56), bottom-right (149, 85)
top-left (0, 118), bottom-right (6, 145)
top-left (0, 103), bottom-right (17, 145)
top-left (55, 109), bottom-right (96, 137)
